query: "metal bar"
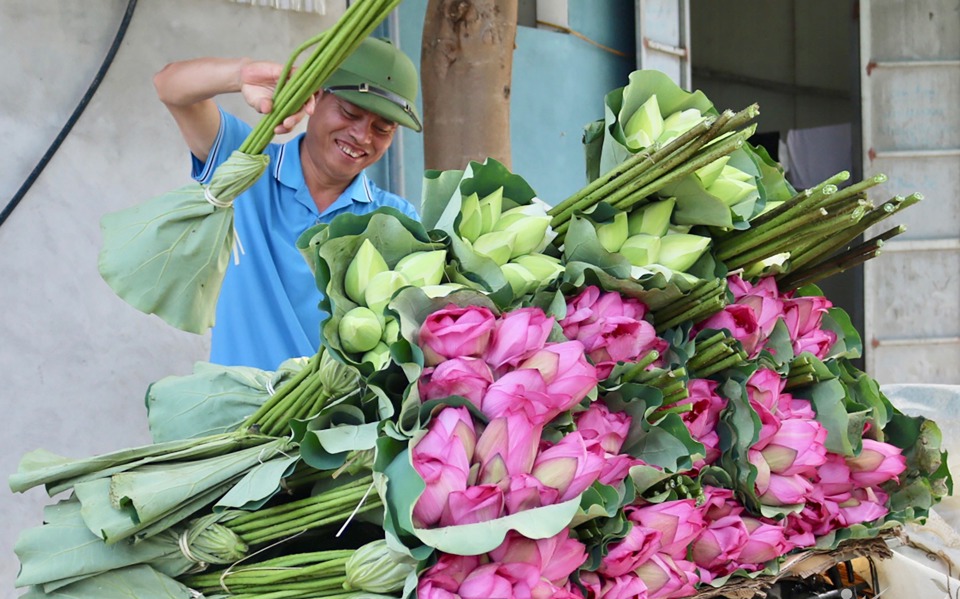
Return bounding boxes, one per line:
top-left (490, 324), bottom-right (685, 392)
top-left (871, 149), bottom-right (960, 159)
top-left (869, 59), bottom-right (960, 69)
top-left (873, 336), bottom-right (960, 348)
top-left (644, 37), bottom-right (687, 58)
top-left (882, 239), bottom-right (960, 253)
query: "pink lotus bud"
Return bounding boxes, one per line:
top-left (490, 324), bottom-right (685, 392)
top-left (475, 415), bottom-right (543, 485)
top-left (520, 340), bottom-right (599, 409)
top-left (757, 418), bottom-right (828, 476)
top-left (490, 530), bottom-right (587, 586)
top-left (836, 486), bottom-right (890, 526)
top-left (419, 357), bottom-right (495, 408)
top-left (413, 457), bottom-right (470, 528)
top-left (589, 573), bottom-right (650, 599)
top-left (531, 431), bottom-right (605, 501)
top-left (503, 473), bottom-right (560, 514)
top-left (782, 295), bottom-right (832, 339)
top-left (481, 368), bottom-right (556, 424)
top-left (669, 378), bottom-right (727, 466)
top-left (738, 517), bottom-right (793, 566)
top-left (728, 275), bottom-right (784, 340)
top-left (746, 368), bottom-right (786, 413)
top-left (412, 407), bottom-right (477, 527)
top-left (691, 513), bottom-right (750, 581)
top-left (846, 439), bottom-right (907, 487)
top-left (419, 304), bottom-right (497, 366)
top-left (816, 453), bottom-right (856, 497)
top-left (484, 307), bottom-right (554, 372)
top-left (575, 402), bottom-right (632, 454)
top-left (794, 328), bottom-right (838, 359)
top-left (757, 469), bottom-right (814, 507)
top-left (695, 304), bottom-right (761, 357)
top-left (458, 562), bottom-right (541, 599)
top-left (628, 499), bottom-right (705, 560)
top-left (634, 554), bottom-right (700, 599)
top-left (439, 483), bottom-right (505, 527)
top-left (417, 553), bottom-right (482, 598)
top-left (598, 523), bottom-right (662, 577)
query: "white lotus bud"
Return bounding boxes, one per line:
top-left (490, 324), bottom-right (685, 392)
top-left (596, 210), bottom-right (629, 253)
top-left (472, 230), bottom-right (517, 266)
top-left (512, 254), bottom-right (563, 284)
top-left (619, 234), bottom-right (661, 267)
top-left (345, 239), bottom-right (389, 305)
top-left (623, 94), bottom-right (664, 150)
top-left (458, 192), bottom-right (483, 242)
top-left (695, 157), bottom-right (731, 189)
top-left (502, 262), bottom-right (538, 297)
top-left (478, 187), bottom-right (504, 234)
top-left (361, 342), bottom-right (392, 371)
top-left (627, 198), bottom-right (675, 237)
top-left (395, 250), bottom-right (446, 287)
top-left (657, 233), bottom-right (711, 272)
top-left (339, 307), bottom-right (384, 354)
top-left (658, 108), bottom-right (706, 145)
top-left (364, 270), bottom-right (410, 313)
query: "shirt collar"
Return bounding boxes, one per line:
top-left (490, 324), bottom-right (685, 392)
top-left (276, 134), bottom-right (373, 216)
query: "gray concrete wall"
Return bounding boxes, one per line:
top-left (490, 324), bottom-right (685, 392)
top-left (0, 1), bottom-right (342, 592)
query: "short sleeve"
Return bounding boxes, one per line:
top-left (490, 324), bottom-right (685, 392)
top-left (191, 107), bottom-right (254, 184)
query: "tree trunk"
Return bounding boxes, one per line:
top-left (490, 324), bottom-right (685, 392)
top-left (420, 0), bottom-right (518, 171)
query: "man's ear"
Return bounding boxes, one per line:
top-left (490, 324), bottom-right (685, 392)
top-left (304, 90), bottom-right (321, 116)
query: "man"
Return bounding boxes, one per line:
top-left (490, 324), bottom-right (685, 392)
top-left (153, 37), bottom-right (421, 370)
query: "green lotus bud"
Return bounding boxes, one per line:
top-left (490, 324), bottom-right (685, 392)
top-left (623, 94), bottom-right (664, 150)
top-left (382, 317), bottom-right (401, 344)
top-left (458, 192), bottom-right (483, 242)
top-left (596, 210), bottom-right (629, 253)
top-left (502, 262), bottom-right (538, 297)
top-left (492, 204), bottom-right (552, 256)
top-left (707, 166), bottom-right (757, 206)
top-left (395, 250), bottom-right (446, 287)
top-left (658, 108), bottom-right (706, 145)
top-left (477, 187), bottom-right (504, 234)
top-left (695, 157), bottom-right (731, 188)
top-left (339, 306), bottom-right (384, 354)
top-left (743, 252), bottom-right (790, 280)
top-left (318, 348), bottom-right (360, 395)
top-left (512, 254), bottom-right (563, 284)
top-left (628, 198), bottom-right (675, 237)
top-left (345, 239), bottom-right (389, 305)
top-left (657, 233), bottom-right (711, 272)
top-left (364, 270), bottom-right (410, 313)
top-left (420, 283), bottom-right (466, 298)
top-left (472, 230), bottom-right (517, 266)
top-left (619, 234), bottom-right (661, 267)
top-left (361, 342), bottom-right (392, 371)
top-left (344, 539), bottom-right (417, 593)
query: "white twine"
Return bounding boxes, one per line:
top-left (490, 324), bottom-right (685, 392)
top-left (218, 530), bottom-right (307, 593)
top-left (232, 230), bottom-right (245, 266)
top-left (265, 377), bottom-right (277, 397)
top-left (178, 529), bottom-right (208, 569)
top-left (336, 482), bottom-right (374, 538)
top-left (204, 186), bottom-right (233, 209)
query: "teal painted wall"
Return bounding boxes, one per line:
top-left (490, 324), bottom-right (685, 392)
top-left (381, 0), bottom-right (635, 210)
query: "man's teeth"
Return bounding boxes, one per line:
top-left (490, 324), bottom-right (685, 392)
top-left (338, 141), bottom-right (363, 158)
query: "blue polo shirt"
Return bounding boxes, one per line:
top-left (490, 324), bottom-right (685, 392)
top-left (193, 108), bottom-right (419, 370)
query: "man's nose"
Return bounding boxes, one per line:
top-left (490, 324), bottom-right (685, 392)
top-left (349, 117), bottom-right (375, 144)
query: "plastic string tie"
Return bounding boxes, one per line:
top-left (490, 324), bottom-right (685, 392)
top-left (204, 186), bottom-right (233, 209)
top-left (336, 482), bottom-right (374, 537)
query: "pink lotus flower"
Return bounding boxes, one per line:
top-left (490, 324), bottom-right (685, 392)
top-left (669, 378), bottom-right (727, 466)
top-left (738, 516), bottom-right (793, 567)
top-left (836, 486), bottom-right (890, 526)
top-left (783, 488), bottom-right (842, 547)
top-left (782, 295), bottom-right (832, 339)
top-left (751, 449), bottom-right (814, 506)
top-left (580, 572), bottom-right (650, 599)
top-left (420, 357), bottom-right (495, 407)
top-left (420, 305), bottom-right (497, 366)
top-left (756, 418), bottom-right (829, 476)
top-left (794, 328), bottom-right (837, 359)
top-left (846, 439), bottom-right (907, 487)
top-left (634, 554), bottom-right (700, 599)
top-left (412, 407), bottom-right (477, 527)
top-left (457, 562), bottom-right (540, 599)
top-left (695, 304), bottom-right (762, 357)
top-left (628, 499), bottom-right (706, 560)
top-left (575, 402), bottom-right (631, 454)
top-left (475, 414), bottom-right (542, 486)
top-left (489, 530), bottom-right (587, 586)
top-left (531, 431), bottom-right (606, 501)
top-left (439, 483), bottom-right (505, 527)
top-left (481, 368), bottom-right (557, 425)
top-left (691, 512), bottom-right (750, 581)
top-left (729, 275), bottom-right (784, 339)
top-left (483, 307), bottom-right (554, 372)
top-left (519, 340), bottom-right (599, 408)
top-left (560, 286), bottom-right (667, 379)
top-left (503, 473), bottom-right (561, 514)
top-left (417, 553), bottom-right (482, 599)
top-left (816, 453), bottom-right (856, 496)
top-left (598, 522), bottom-right (663, 577)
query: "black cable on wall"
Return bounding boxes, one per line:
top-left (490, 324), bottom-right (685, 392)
top-left (0, 0), bottom-right (138, 229)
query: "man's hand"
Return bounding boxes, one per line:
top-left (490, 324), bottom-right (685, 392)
top-left (239, 60), bottom-right (315, 135)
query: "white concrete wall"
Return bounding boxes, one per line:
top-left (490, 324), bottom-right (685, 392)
top-left (0, 1), bottom-right (341, 592)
